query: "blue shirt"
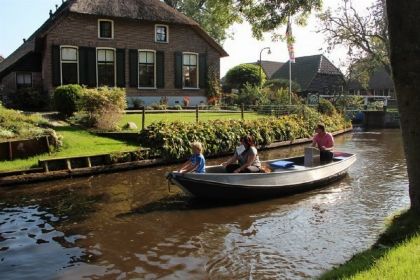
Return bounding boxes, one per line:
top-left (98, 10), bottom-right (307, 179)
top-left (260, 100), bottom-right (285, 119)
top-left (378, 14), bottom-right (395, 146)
top-left (190, 153), bottom-right (206, 173)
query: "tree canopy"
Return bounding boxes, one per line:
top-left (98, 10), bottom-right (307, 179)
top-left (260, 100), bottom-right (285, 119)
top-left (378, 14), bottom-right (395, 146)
top-left (224, 63), bottom-right (265, 90)
top-left (164, 0), bottom-right (322, 43)
top-left (317, 0), bottom-right (390, 86)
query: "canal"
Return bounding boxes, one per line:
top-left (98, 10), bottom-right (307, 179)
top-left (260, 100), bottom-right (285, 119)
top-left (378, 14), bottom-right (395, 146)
top-left (0, 129), bottom-right (409, 279)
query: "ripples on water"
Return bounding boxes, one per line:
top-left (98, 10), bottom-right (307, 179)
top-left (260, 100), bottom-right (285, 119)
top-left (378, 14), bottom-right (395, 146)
top-left (0, 129), bottom-right (410, 279)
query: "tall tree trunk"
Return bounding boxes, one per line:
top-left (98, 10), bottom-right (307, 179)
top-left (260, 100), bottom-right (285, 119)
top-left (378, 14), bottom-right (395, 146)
top-left (387, 0), bottom-right (420, 213)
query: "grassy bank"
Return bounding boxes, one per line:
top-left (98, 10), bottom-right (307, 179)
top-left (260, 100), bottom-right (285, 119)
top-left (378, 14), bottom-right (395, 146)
top-left (319, 209), bottom-right (420, 280)
top-left (0, 125), bottom-right (139, 172)
top-left (120, 111), bottom-right (262, 128)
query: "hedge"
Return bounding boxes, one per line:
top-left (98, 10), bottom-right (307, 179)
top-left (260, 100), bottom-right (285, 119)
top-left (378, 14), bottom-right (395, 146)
top-left (139, 107), bottom-right (351, 160)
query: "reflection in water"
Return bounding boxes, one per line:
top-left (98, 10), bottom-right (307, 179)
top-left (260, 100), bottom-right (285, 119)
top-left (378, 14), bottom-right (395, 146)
top-left (0, 129), bottom-right (409, 279)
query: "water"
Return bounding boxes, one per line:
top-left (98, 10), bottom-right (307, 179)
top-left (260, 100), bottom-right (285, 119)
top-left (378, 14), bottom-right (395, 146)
top-left (0, 129), bottom-right (409, 279)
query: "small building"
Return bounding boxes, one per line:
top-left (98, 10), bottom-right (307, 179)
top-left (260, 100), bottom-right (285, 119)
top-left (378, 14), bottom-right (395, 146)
top-left (348, 67), bottom-right (395, 99)
top-left (0, 0), bottom-right (228, 107)
top-left (271, 54), bottom-right (346, 96)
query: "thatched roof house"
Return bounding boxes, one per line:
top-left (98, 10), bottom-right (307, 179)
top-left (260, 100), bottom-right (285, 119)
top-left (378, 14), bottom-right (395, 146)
top-left (272, 54), bottom-right (345, 95)
top-left (0, 0), bottom-right (228, 107)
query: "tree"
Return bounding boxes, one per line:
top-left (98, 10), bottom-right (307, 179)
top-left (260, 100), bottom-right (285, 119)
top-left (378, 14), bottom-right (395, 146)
top-left (163, 0), bottom-right (241, 43)
top-left (317, 0), bottom-right (390, 85)
top-left (224, 64), bottom-right (265, 90)
top-left (164, 0), bottom-right (322, 43)
top-left (387, 0), bottom-right (420, 212)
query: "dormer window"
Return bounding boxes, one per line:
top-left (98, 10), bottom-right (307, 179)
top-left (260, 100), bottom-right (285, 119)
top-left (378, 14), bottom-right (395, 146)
top-left (155, 25), bottom-right (168, 43)
top-left (98, 19), bottom-right (113, 39)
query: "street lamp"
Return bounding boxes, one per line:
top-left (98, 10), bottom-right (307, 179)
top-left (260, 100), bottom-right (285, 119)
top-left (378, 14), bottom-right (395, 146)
top-left (259, 47), bottom-right (271, 86)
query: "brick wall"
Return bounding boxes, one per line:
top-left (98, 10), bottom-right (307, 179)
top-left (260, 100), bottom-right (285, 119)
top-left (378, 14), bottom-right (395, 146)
top-left (43, 13), bottom-right (221, 101)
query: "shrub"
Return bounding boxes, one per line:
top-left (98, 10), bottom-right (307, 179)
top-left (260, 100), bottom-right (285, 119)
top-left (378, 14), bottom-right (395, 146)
top-left (264, 79), bottom-right (301, 93)
top-left (76, 87), bottom-right (126, 130)
top-left (318, 98), bottom-right (337, 116)
top-left (5, 87), bottom-right (50, 111)
top-left (224, 63), bottom-right (265, 90)
top-left (131, 98), bottom-right (144, 109)
top-left (238, 83), bottom-right (268, 106)
top-left (172, 104), bottom-right (183, 110)
top-left (139, 109), bottom-right (351, 160)
top-left (54, 84), bottom-right (83, 117)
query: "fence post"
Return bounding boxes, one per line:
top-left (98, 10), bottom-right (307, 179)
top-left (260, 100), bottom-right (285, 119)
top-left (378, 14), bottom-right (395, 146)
top-left (8, 141), bottom-right (13, 160)
top-left (241, 103), bottom-right (244, 120)
top-left (196, 105), bottom-right (199, 123)
top-left (142, 106), bottom-right (145, 130)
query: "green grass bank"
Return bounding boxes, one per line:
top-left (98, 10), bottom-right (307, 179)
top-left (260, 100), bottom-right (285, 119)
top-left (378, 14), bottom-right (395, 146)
top-left (0, 125), bottom-right (139, 171)
top-left (319, 209), bottom-right (420, 280)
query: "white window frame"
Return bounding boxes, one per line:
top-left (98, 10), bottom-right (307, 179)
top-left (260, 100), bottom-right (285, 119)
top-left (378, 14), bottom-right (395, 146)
top-left (15, 72), bottom-right (32, 88)
top-left (182, 52), bottom-right (199, 89)
top-left (96, 47), bottom-right (116, 87)
top-left (155, 24), bottom-right (169, 43)
top-left (60, 45), bottom-right (79, 85)
top-left (138, 49), bottom-right (156, 89)
top-left (98, 19), bottom-right (114, 39)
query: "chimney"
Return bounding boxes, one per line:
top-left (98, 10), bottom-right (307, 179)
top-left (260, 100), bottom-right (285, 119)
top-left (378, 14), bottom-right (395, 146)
top-left (49, 10), bottom-right (53, 17)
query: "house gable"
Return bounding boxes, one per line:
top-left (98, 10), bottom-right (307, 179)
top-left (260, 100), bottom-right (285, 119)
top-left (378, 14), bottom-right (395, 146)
top-left (272, 54), bottom-right (345, 93)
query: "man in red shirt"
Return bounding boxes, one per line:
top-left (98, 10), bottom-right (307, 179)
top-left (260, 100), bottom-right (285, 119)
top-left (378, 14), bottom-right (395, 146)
top-left (312, 123), bottom-right (334, 163)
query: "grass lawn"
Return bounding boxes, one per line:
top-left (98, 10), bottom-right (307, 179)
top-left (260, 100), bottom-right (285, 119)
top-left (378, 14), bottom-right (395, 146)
top-left (0, 126), bottom-right (139, 172)
top-left (319, 209), bottom-right (420, 280)
top-left (120, 111), bottom-right (263, 128)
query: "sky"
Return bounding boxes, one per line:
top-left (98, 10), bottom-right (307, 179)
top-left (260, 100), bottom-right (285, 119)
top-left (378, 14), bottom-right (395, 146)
top-left (0, 0), bottom-right (372, 77)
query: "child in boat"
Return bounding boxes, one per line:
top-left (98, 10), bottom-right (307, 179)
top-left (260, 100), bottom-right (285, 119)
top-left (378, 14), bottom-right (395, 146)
top-left (178, 141), bottom-right (206, 173)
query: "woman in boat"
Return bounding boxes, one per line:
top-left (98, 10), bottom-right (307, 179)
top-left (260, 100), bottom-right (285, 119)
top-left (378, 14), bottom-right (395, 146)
top-left (222, 135), bottom-right (261, 173)
top-left (312, 123), bottom-right (334, 163)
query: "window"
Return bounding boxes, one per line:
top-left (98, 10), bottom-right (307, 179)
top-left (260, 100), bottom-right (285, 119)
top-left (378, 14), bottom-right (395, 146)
top-left (97, 49), bottom-right (115, 87)
top-left (61, 46), bottom-right (78, 85)
top-left (183, 53), bottom-right (198, 88)
top-left (138, 50), bottom-right (155, 88)
top-left (16, 72), bottom-right (32, 88)
top-left (155, 25), bottom-right (168, 43)
top-left (98, 20), bottom-right (113, 39)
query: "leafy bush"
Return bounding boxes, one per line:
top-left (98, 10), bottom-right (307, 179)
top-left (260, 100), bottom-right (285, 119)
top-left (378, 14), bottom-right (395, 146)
top-left (318, 98), bottom-right (337, 116)
top-left (334, 95), bottom-right (364, 111)
top-left (224, 63), bottom-right (265, 90)
top-left (264, 79), bottom-right (301, 93)
top-left (5, 87), bottom-right (50, 111)
top-left (172, 105), bottom-right (183, 110)
top-left (238, 83), bottom-right (268, 105)
top-left (139, 108), bottom-right (351, 160)
top-left (131, 98), bottom-right (144, 109)
top-left (54, 84), bottom-right (83, 117)
top-left (76, 87), bottom-right (126, 130)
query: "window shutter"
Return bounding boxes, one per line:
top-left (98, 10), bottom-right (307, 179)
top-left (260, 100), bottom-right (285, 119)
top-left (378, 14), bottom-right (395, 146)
top-left (116, 49), bottom-right (126, 87)
top-left (86, 47), bottom-right (97, 87)
top-left (199, 53), bottom-right (207, 89)
top-left (129, 49), bottom-right (138, 87)
top-left (174, 52), bottom-right (182, 88)
top-left (156, 51), bottom-right (164, 88)
top-left (79, 47), bottom-right (96, 87)
top-left (79, 47), bottom-right (87, 85)
top-left (51, 45), bottom-right (61, 86)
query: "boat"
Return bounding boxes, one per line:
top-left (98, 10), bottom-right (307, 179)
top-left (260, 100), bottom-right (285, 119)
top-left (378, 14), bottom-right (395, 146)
top-left (167, 151), bottom-right (356, 200)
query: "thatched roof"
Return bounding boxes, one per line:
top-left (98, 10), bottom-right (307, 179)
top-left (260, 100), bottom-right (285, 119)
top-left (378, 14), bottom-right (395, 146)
top-left (272, 54), bottom-right (344, 91)
top-left (250, 60), bottom-right (284, 79)
top-left (0, 0), bottom-right (227, 78)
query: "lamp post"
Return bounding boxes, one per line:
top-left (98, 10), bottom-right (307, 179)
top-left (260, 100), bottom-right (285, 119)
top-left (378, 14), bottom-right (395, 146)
top-left (259, 47), bottom-right (271, 87)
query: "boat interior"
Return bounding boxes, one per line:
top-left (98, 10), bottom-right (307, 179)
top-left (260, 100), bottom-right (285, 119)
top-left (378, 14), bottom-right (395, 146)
top-left (205, 152), bottom-right (353, 174)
